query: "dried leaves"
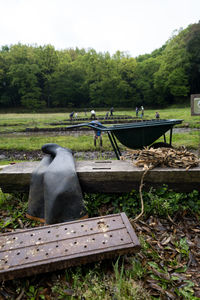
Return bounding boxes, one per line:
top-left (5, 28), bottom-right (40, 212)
top-left (124, 147), bottom-right (200, 171)
top-left (122, 148), bottom-right (200, 298)
top-left (132, 215), bottom-right (200, 299)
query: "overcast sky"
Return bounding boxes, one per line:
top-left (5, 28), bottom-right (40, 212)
top-left (0, 0), bottom-right (199, 57)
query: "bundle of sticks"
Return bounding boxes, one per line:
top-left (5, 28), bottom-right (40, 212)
top-left (121, 147), bottom-right (200, 171)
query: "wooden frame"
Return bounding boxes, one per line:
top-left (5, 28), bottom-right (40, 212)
top-left (191, 94), bottom-right (200, 116)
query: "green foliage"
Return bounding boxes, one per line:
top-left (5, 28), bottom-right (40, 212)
top-left (0, 189), bottom-right (39, 232)
top-left (140, 237), bottom-right (198, 299)
top-left (186, 23), bottom-right (200, 93)
top-left (50, 261), bottom-right (150, 299)
top-left (0, 22), bottom-right (200, 109)
top-left (175, 280), bottom-right (200, 300)
top-left (84, 186), bottom-right (200, 219)
top-left (5, 185), bottom-right (198, 235)
top-left (126, 257), bottom-right (146, 280)
top-left (25, 285), bottom-right (45, 300)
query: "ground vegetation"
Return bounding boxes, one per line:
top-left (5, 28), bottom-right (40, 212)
top-left (0, 187), bottom-right (199, 299)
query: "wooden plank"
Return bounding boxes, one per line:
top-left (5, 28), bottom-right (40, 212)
top-left (0, 213), bottom-right (140, 281)
top-left (0, 160), bottom-right (200, 193)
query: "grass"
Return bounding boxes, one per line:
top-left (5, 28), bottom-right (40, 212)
top-left (0, 107), bottom-right (199, 156)
top-left (0, 134), bottom-right (113, 152)
top-left (168, 130), bottom-right (200, 149)
top-left (0, 108), bottom-right (199, 154)
top-left (155, 129), bottom-right (200, 150)
top-left (0, 107), bottom-right (200, 133)
top-left (0, 129), bottom-right (199, 155)
top-left (57, 260), bottom-right (151, 300)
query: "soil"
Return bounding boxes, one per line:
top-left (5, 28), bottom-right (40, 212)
top-left (0, 148), bottom-right (199, 162)
top-left (0, 149), bottom-right (119, 161)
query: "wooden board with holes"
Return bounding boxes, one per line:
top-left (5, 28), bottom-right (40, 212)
top-left (0, 213), bottom-right (140, 281)
top-left (0, 160), bottom-right (200, 193)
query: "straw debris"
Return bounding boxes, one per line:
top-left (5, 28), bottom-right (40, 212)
top-left (122, 147), bottom-right (200, 171)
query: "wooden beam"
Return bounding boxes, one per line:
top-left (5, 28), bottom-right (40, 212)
top-left (0, 160), bottom-right (200, 193)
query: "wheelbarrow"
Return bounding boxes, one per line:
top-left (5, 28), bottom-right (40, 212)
top-left (66, 119), bottom-right (183, 159)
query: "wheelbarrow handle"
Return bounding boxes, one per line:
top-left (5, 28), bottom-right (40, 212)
top-left (66, 123), bottom-right (91, 129)
top-left (66, 122), bottom-right (108, 131)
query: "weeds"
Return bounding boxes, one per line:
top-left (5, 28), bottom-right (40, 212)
top-left (0, 189), bottom-right (40, 232)
top-left (174, 237), bottom-right (190, 259)
top-left (0, 186), bottom-right (199, 299)
top-left (175, 280), bottom-right (200, 300)
top-left (84, 185), bottom-right (200, 219)
top-left (50, 261), bottom-right (150, 300)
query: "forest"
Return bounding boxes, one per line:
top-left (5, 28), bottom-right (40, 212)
top-left (0, 22), bottom-right (200, 110)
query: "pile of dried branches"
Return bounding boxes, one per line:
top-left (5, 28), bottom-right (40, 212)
top-left (123, 147), bottom-right (200, 171)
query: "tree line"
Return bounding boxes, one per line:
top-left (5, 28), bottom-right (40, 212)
top-left (0, 22), bottom-right (199, 110)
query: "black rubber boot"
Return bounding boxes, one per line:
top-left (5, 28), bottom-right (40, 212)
top-left (27, 143), bottom-right (87, 224)
top-left (42, 143), bottom-right (87, 224)
top-left (27, 155), bottom-right (53, 222)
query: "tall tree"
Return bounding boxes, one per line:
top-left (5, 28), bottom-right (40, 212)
top-left (7, 44), bottom-right (42, 108)
top-left (185, 22), bottom-right (200, 93)
top-left (50, 58), bottom-right (88, 107)
top-left (154, 28), bottom-right (190, 104)
top-left (36, 45), bottom-right (58, 108)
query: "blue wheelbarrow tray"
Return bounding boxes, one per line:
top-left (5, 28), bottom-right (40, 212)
top-left (66, 119), bottom-right (183, 159)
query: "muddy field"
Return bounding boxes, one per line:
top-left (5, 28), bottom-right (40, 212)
top-left (0, 149), bottom-right (120, 161)
top-left (0, 127), bottom-right (199, 136)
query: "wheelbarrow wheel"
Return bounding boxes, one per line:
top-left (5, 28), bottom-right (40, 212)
top-left (151, 142), bottom-right (173, 149)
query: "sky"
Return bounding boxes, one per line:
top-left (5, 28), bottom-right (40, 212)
top-left (0, 0), bottom-right (200, 57)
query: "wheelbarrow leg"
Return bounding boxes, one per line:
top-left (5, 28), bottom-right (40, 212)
top-left (111, 132), bottom-right (121, 157)
top-left (100, 135), bottom-right (103, 147)
top-left (107, 132), bottom-right (120, 160)
top-left (169, 127), bottom-right (173, 146)
top-left (94, 136), bottom-right (96, 147)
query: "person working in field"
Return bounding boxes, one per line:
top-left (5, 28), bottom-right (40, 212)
top-left (155, 111), bottom-right (160, 119)
top-left (105, 111), bottom-right (109, 119)
top-left (110, 107), bottom-right (114, 116)
top-left (136, 106), bottom-right (139, 117)
top-left (69, 111), bottom-right (74, 121)
top-left (140, 106), bottom-right (144, 118)
top-left (90, 109), bottom-right (96, 120)
top-left (90, 119), bottom-right (103, 147)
